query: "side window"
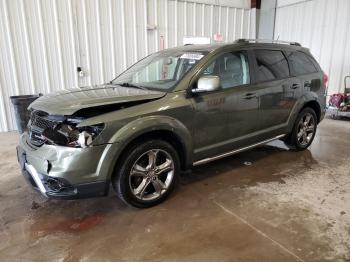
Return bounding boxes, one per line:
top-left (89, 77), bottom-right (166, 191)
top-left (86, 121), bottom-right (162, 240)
top-left (286, 51), bottom-right (318, 75)
top-left (200, 51), bottom-right (250, 89)
top-left (254, 50), bottom-right (289, 82)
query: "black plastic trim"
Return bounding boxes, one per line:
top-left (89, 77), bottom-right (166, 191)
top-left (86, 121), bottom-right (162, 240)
top-left (45, 181), bottom-right (109, 200)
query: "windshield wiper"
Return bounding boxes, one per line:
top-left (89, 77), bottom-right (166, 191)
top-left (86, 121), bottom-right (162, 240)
top-left (111, 82), bottom-right (147, 90)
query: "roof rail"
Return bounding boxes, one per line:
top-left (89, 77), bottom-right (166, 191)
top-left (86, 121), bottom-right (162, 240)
top-left (235, 38), bottom-right (301, 46)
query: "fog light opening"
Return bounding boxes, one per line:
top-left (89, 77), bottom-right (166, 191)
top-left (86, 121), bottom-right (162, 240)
top-left (45, 178), bottom-right (72, 193)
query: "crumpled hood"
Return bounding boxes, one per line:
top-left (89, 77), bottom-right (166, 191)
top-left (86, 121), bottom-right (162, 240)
top-left (29, 84), bottom-right (166, 115)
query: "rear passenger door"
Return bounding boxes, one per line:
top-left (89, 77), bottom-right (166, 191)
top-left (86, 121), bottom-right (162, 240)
top-left (252, 49), bottom-right (294, 134)
top-left (285, 51), bottom-right (321, 98)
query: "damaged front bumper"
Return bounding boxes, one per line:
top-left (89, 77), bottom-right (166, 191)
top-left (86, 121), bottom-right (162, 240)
top-left (16, 133), bottom-right (110, 199)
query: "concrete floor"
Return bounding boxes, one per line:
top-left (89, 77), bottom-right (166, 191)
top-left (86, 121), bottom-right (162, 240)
top-left (0, 118), bottom-right (349, 262)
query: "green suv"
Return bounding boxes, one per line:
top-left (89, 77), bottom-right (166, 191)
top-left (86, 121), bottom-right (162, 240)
top-left (17, 39), bottom-right (327, 208)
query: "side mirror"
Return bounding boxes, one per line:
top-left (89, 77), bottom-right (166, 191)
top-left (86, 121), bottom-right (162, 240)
top-left (192, 76), bottom-right (221, 93)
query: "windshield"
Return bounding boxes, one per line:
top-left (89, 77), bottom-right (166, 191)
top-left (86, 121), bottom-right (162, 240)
top-left (112, 50), bottom-right (208, 91)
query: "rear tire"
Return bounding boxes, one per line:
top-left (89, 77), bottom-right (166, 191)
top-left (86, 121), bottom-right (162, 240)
top-left (112, 140), bottom-right (180, 208)
top-left (284, 107), bottom-right (317, 151)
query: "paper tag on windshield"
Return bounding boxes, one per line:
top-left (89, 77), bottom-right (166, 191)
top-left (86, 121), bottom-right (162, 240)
top-left (180, 53), bottom-right (204, 60)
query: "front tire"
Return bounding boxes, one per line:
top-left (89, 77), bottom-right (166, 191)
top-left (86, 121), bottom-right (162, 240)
top-left (112, 140), bottom-right (180, 208)
top-left (284, 107), bottom-right (317, 151)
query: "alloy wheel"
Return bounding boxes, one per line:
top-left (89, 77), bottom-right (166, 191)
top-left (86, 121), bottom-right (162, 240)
top-left (297, 113), bottom-right (315, 146)
top-left (129, 149), bottom-right (174, 201)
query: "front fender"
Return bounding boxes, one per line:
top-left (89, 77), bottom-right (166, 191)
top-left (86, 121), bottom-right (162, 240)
top-left (109, 115), bottom-right (191, 145)
top-left (96, 115), bottom-right (193, 180)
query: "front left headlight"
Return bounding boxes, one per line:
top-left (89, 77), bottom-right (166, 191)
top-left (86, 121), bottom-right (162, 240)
top-left (77, 131), bottom-right (93, 148)
top-left (76, 124), bottom-right (104, 148)
top-left (42, 122), bottom-right (105, 148)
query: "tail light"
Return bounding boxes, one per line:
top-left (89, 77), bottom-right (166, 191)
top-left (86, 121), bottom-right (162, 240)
top-left (323, 73), bottom-right (329, 95)
top-left (323, 73), bottom-right (329, 87)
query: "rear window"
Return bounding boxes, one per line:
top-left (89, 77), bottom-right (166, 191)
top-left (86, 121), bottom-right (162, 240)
top-left (286, 51), bottom-right (318, 75)
top-left (254, 50), bottom-right (290, 82)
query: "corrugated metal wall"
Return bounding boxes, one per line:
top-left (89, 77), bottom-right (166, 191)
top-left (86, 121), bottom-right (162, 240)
top-left (0, 0), bottom-right (255, 132)
top-left (275, 0), bottom-right (350, 97)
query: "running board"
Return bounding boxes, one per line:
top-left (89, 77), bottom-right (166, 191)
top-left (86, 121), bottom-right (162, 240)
top-left (193, 134), bottom-right (286, 166)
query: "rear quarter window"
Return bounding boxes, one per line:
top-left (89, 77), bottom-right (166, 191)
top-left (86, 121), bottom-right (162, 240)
top-left (286, 51), bottom-right (318, 75)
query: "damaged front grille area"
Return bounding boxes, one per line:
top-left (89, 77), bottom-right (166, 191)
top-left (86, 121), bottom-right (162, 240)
top-left (29, 129), bottom-right (46, 146)
top-left (28, 110), bottom-right (61, 147)
top-left (27, 110), bottom-right (104, 148)
top-left (31, 111), bottom-right (56, 130)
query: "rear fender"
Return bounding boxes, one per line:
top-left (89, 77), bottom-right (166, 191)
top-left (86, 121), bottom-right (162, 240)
top-left (287, 92), bottom-right (321, 132)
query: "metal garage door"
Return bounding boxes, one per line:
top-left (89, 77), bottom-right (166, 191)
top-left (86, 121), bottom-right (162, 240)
top-left (274, 0), bottom-right (350, 99)
top-left (0, 0), bottom-right (255, 132)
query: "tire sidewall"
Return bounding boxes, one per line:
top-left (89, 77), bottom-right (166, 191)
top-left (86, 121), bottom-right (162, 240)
top-left (115, 140), bottom-right (180, 208)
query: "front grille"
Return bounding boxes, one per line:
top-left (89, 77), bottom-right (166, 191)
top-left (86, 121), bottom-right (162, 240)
top-left (28, 111), bottom-right (58, 146)
top-left (30, 111), bottom-right (56, 130)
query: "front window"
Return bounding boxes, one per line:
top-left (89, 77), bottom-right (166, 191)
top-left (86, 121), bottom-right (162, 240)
top-left (200, 51), bottom-right (250, 89)
top-left (112, 50), bottom-right (208, 91)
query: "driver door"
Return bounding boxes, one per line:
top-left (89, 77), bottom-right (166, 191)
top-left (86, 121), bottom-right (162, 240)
top-left (191, 50), bottom-right (260, 161)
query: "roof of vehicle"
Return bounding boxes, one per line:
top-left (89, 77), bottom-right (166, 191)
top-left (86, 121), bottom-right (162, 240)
top-left (165, 39), bottom-right (308, 53)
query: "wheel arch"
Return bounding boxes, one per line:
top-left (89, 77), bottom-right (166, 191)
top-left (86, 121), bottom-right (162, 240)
top-left (300, 100), bottom-right (321, 123)
top-left (97, 115), bottom-right (193, 182)
top-left (286, 95), bottom-right (322, 135)
top-left (113, 129), bottom-right (190, 175)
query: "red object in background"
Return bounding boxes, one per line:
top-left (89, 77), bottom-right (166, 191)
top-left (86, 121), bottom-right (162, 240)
top-left (329, 93), bottom-right (346, 108)
top-left (213, 34), bottom-right (224, 42)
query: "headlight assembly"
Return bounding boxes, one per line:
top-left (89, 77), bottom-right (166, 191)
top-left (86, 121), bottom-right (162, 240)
top-left (42, 121), bottom-right (104, 148)
top-left (77, 131), bottom-right (93, 148)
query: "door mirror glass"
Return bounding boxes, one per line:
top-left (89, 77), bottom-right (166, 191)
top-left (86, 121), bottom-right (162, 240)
top-left (192, 76), bottom-right (221, 93)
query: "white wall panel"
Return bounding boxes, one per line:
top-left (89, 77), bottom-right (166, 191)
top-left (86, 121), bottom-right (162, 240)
top-left (274, 0), bottom-right (350, 98)
top-left (0, 0), bottom-right (255, 131)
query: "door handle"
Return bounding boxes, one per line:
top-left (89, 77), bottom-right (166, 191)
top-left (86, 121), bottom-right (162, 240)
top-left (244, 93), bottom-right (257, 99)
top-left (291, 83), bottom-right (300, 89)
